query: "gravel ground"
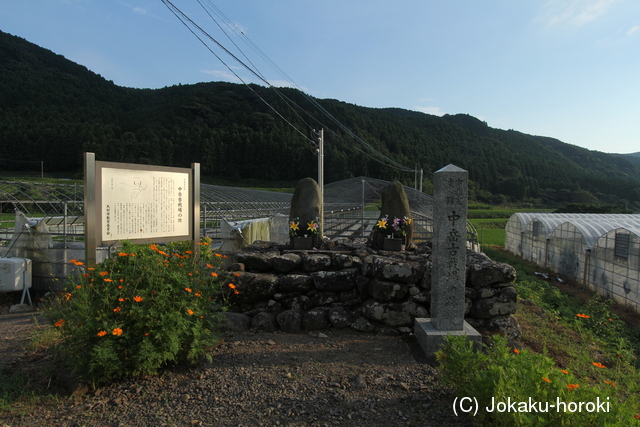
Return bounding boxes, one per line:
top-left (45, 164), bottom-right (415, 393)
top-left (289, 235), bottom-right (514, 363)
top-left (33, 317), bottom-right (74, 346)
top-left (1, 308), bottom-right (476, 427)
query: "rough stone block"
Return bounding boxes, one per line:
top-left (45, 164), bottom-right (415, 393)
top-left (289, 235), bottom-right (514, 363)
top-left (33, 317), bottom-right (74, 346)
top-left (277, 309), bottom-right (304, 333)
top-left (311, 269), bottom-right (358, 292)
top-left (371, 256), bottom-right (425, 284)
top-left (303, 308), bottom-right (330, 330)
top-left (234, 273), bottom-right (278, 303)
top-left (328, 306), bottom-right (357, 328)
top-left (368, 278), bottom-right (409, 302)
top-left (277, 274), bottom-right (314, 293)
top-left (251, 312), bottom-right (278, 332)
top-left (271, 253), bottom-right (302, 273)
top-left (303, 254), bottom-right (332, 272)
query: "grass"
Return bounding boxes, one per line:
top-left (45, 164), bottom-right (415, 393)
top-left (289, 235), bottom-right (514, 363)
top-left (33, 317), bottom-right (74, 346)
top-left (440, 245), bottom-right (640, 424)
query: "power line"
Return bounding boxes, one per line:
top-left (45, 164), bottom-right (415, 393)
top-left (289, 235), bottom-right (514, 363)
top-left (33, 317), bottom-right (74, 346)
top-left (161, 0), bottom-right (314, 147)
top-left (196, 1), bottom-right (414, 172)
top-left (163, 0), bottom-right (416, 173)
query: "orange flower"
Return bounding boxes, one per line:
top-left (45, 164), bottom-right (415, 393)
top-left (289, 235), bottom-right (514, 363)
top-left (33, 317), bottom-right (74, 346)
top-left (233, 272), bottom-right (241, 277)
top-left (76, 285), bottom-right (82, 289)
top-left (134, 296), bottom-right (143, 302)
top-left (112, 327), bottom-right (123, 336)
top-left (542, 377), bottom-right (551, 383)
top-left (99, 271), bottom-right (108, 276)
top-left (104, 278), bottom-right (113, 282)
top-left (87, 267), bottom-right (95, 271)
top-left (635, 414), bottom-right (640, 420)
top-left (608, 318), bottom-right (613, 322)
top-left (576, 313), bottom-right (590, 319)
top-left (185, 250), bottom-right (193, 254)
top-left (118, 285), bottom-right (123, 289)
top-left (64, 293), bottom-right (72, 300)
top-left (185, 288), bottom-right (193, 293)
top-left (97, 330), bottom-right (107, 337)
top-left (206, 263), bottom-right (214, 269)
top-left (118, 252), bottom-right (128, 256)
top-left (54, 319), bottom-right (64, 327)
top-left (567, 384), bottom-right (579, 391)
top-left (561, 370), bottom-right (569, 374)
top-left (513, 348), bottom-right (520, 354)
top-left (211, 272), bottom-right (218, 277)
top-left (195, 293), bottom-right (202, 297)
top-left (113, 307), bottom-right (121, 313)
top-left (118, 298), bottom-right (125, 302)
top-left (187, 309), bottom-right (194, 315)
top-left (592, 362), bottom-right (607, 369)
top-left (604, 380), bottom-right (616, 386)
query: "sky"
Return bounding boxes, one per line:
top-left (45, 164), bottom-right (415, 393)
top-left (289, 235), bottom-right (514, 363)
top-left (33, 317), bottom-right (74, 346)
top-left (1, 0), bottom-right (639, 154)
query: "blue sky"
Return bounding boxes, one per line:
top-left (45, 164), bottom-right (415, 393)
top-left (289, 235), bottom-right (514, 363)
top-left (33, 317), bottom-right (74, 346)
top-left (1, 0), bottom-right (639, 154)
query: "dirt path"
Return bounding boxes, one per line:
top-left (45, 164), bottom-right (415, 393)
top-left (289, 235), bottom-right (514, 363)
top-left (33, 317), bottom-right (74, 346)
top-left (0, 308), bottom-right (475, 427)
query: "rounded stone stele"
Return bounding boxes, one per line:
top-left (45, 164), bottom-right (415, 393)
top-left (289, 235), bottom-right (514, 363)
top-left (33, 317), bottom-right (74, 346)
top-left (375, 181), bottom-right (413, 247)
top-left (290, 178), bottom-right (322, 245)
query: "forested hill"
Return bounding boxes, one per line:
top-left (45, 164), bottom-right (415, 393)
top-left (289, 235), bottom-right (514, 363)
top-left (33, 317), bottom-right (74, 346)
top-left (1, 29), bottom-right (639, 208)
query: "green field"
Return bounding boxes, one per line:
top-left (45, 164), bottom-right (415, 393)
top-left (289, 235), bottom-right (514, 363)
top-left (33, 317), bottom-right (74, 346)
top-left (468, 205), bottom-right (554, 248)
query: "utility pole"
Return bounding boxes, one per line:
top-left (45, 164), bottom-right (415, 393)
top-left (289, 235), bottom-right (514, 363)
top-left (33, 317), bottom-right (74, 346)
top-left (314, 129), bottom-right (324, 237)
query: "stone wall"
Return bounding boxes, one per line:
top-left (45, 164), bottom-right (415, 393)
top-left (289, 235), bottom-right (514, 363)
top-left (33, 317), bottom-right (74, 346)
top-left (219, 239), bottom-right (521, 342)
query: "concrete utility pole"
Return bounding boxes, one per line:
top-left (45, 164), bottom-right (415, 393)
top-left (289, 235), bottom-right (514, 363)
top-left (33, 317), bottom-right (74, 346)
top-left (315, 129), bottom-right (324, 237)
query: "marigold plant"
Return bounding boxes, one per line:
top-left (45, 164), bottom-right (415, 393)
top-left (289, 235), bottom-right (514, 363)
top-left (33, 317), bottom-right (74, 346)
top-left (44, 239), bottom-right (225, 385)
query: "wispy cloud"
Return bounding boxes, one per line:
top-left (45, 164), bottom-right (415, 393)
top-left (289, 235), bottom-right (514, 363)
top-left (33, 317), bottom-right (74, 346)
top-left (132, 7), bottom-right (148, 16)
top-left (415, 106), bottom-right (446, 116)
top-left (201, 69), bottom-right (242, 83)
top-left (537, 0), bottom-right (620, 26)
top-left (627, 25), bottom-right (640, 35)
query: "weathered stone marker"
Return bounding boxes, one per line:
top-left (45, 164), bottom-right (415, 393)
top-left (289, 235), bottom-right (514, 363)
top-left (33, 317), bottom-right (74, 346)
top-left (414, 164), bottom-right (481, 358)
top-left (290, 178), bottom-right (322, 249)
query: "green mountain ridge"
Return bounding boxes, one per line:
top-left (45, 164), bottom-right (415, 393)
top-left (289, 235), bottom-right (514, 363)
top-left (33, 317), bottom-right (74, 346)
top-left (1, 29), bottom-right (639, 208)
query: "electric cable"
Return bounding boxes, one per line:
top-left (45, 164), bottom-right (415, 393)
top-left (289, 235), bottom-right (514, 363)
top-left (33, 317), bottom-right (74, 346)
top-left (164, 0), bottom-right (415, 173)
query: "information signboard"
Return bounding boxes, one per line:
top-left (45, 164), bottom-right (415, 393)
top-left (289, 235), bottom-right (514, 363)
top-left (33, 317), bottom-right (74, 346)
top-left (84, 153), bottom-right (200, 266)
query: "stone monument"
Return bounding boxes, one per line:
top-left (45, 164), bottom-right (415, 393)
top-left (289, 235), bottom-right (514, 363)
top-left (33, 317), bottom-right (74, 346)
top-left (289, 178), bottom-right (322, 249)
top-left (373, 181), bottom-right (413, 249)
top-left (414, 164), bottom-right (481, 358)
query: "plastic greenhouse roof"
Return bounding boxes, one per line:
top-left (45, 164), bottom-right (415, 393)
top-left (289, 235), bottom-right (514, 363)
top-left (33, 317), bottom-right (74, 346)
top-left (510, 213), bottom-right (640, 234)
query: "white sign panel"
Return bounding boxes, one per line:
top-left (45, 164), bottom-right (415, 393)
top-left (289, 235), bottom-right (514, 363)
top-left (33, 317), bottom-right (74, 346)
top-left (101, 167), bottom-right (190, 242)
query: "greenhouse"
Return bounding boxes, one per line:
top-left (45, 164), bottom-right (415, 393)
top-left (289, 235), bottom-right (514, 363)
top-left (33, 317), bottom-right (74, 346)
top-left (505, 213), bottom-right (640, 313)
top-left (1, 177), bottom-right (477, 292)
top-left (587, 226), bottom-right (640, 312)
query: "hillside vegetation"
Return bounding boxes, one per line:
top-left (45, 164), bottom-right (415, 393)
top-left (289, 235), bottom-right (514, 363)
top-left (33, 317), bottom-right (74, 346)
top-left (1, 30), bottom-right (639, 209)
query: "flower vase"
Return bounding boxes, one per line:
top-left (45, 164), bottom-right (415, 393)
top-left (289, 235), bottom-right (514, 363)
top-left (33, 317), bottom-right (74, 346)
top-left (291, 236), bottom-right (314, 250)
top-left (383, 236), bottom-right (405, 251)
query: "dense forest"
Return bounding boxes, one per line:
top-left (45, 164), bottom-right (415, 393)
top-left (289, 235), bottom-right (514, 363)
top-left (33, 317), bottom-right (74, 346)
top-left (1, 30), bottom-right (639, 209)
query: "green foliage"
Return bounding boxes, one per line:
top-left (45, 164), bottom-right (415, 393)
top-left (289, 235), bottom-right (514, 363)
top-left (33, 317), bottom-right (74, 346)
top-left (43, 239), bottom-right (226, 385)
top-left (554, 203), bottom-right (634, 214)
top-left (1, 30), bottom-right (640, 208)
top-left (436, 335), bottom-right (640, 426)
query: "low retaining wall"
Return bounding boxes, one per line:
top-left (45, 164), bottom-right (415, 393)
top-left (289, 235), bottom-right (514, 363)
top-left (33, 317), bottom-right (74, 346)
top-left (219, 239), bottom-right (521, 342)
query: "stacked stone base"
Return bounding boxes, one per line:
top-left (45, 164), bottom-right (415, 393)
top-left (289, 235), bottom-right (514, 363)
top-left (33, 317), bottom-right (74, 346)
top-left (219, 239), bottom-right (521, 343)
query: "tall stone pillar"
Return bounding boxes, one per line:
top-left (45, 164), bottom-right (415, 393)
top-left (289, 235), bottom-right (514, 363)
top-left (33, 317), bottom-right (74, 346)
top-left (414, 164), bottom-right (481, 359)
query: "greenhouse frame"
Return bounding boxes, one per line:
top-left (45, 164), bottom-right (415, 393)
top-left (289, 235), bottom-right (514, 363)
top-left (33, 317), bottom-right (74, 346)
top-left (505, 213), bottom-right (640, 313)
top-left (1, 177), bottom-right (478, 292)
